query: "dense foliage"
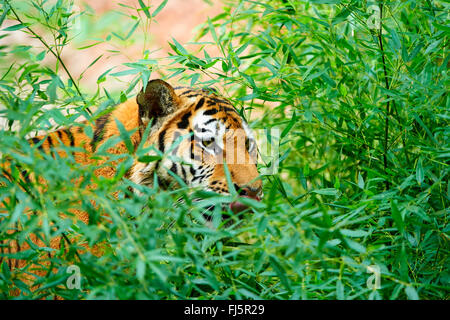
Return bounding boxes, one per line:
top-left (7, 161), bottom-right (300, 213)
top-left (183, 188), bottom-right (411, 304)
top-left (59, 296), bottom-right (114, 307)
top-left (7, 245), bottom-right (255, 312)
top-left (0, 0), bottom-right (448, 299)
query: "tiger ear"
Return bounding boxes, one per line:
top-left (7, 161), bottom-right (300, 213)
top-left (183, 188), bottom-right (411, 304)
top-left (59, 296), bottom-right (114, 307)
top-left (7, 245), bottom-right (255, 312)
top-left (136, 79), bottom-right (179, 125)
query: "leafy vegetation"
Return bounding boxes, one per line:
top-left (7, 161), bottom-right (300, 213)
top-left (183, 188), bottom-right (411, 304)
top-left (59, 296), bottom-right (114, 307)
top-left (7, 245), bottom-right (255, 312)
top-left (0, 0), bottom-right (448, 299)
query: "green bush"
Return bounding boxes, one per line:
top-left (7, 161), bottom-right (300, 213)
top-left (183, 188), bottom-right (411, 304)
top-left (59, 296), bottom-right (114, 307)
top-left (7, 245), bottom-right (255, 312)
top-left (0, 0), bottom-right (448, 299)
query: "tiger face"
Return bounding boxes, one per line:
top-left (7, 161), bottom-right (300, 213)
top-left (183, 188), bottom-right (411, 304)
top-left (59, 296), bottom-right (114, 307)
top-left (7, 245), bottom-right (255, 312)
top-left (0, 79), bottom-right (263, 289)
top-left (130, 80), bottom-right (262, 212)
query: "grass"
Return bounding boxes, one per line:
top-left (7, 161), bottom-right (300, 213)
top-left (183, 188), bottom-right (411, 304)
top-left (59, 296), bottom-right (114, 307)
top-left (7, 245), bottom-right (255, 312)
top-left (0, 0), bottom-right (448, 299)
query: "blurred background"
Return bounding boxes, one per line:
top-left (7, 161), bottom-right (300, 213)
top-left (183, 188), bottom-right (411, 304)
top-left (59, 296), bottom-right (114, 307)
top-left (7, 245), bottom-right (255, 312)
top-left (1, 0), bottom-right (222, 92)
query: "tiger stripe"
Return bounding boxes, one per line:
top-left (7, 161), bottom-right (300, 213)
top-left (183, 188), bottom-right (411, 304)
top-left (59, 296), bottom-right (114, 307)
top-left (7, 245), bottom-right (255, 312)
top-left (2, 80), bottom-right (262, 295)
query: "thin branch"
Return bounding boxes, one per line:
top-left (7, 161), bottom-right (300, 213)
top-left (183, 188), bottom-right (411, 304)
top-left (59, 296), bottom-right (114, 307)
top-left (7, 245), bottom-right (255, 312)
top-left (377, 1), bottom-right (391, 190)
top-left (4, 0), bottom-right (90, 113)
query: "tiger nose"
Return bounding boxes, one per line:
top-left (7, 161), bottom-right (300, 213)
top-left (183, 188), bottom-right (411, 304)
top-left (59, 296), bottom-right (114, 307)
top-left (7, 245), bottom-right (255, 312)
top-left (234, 184), bottom-right (262, 200)
top-left (230, 184), bottom-right (262, 214)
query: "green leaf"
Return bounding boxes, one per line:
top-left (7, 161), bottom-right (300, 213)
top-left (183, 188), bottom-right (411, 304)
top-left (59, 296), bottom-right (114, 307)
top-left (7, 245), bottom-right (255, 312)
top-left (416, 157), bottom-right (424, 186)
top-left (357, 172), bottom-right (365, 189)
top-left (345, 239), bottom-right (366, 253)
top-left (115, 119), bottom-right (134, 153)
top-left (152, 0), bottom-right (168, 18)
top-left (97, 67), bottom-right (114, 83)
top-left (281, 111), bottom-right (296, 139)
top-left (138, 0), bottom-right (151, 19)
top-left (390, 200), bottom-right (404, 233)
top-left (412, 114), bottom-right (438, 145)
top-left (237, 196), bottom-right (266, 210)
top-left (36, 50), bottom-right (46, 61)
top-left (1, 261), bottom-right (11, 282)
top-left (431, 22), bottom-right (450, 34)
top-left (170, 37), bottom-right (188, 55)
top-left (137, 155), bottom-right (161, 163)
top-left (340, 229), bottom-right (369, 237)
top-left (136, 258), bottom-right (146, 281)
top-left (0, 4), bottom-right (10, 28)
top-left (336, 279), bottom-right (344, 299)
top-left (190, 73), bottom-right (200, 86)
top-left (269, 255), bottom-right (291, 291)
top-left (237, 288), bottom-right (261, 300)
top-left (405, 286), bottom-right (419, 300)
top-left (3, 23), bottom-right (27, 31)
top-left (407, 42), bottom-right (424, 62)
top-left (223, 161), bottom-right (237, 196)
top-left (110, 68), bottom-right (141, 77)
top-left (208, 18), bottom-right (218, 44)
top-left (124, 21), bottom-right (139, 40)
top-left (312, 188), bottom-right (339, 196)
top-left (332, 8), bottom-right (350, 25)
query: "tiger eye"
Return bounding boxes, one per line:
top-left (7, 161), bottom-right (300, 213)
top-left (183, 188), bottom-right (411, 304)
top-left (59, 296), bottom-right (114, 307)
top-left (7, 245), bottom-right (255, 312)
top-left (203, 137), bottom-right (214, 148)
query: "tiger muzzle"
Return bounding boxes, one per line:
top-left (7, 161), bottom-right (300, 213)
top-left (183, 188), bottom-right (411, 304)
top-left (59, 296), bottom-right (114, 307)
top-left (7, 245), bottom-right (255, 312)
top-left (229, 186), bottom-right (261, 214)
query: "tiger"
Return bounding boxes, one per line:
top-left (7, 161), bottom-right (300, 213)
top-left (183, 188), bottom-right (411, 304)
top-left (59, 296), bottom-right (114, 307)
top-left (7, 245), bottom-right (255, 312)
top-left (24, 79), bottom-right (262, 201)
top-left (0, 79), bottom-right (262, 294)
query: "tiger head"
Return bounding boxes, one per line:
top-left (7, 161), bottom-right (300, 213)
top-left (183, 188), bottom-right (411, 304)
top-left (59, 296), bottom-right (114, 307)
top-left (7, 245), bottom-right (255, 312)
top-left (130, 79), bottom-right (262, 213)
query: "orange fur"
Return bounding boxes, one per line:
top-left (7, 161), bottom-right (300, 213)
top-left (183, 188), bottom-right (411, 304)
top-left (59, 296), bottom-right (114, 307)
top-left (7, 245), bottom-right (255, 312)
top-left (1, 80), bottom-right (262, 297)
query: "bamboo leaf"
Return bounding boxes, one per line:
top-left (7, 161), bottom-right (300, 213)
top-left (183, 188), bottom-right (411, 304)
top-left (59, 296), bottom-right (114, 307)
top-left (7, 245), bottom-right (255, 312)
top-left (152, 0), bottom-right (168, 18)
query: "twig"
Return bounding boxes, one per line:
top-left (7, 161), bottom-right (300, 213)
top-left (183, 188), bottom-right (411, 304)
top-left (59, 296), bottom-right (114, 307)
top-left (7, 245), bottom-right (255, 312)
top-left (4, 0), bottom-right (90, 113)
top-left (377, 1), bottom-right (391, 190)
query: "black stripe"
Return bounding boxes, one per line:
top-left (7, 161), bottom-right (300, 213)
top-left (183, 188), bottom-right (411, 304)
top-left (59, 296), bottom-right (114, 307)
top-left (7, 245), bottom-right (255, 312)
top-left (155, 161), bottom-right (169, 189)
top-left (208, 97), bottom-right (231, 105)
top-left (194, 124), bottom-right (212, 133)
top-left (16, 163), bottom-right (32, 185)
top-left (177, 111), bottom-right (191, 129)
top-left (180, 165), bottom-right (186, 182)
top-left (91, 114), bottom-right (110, 152)
top-left (170, 163), bottom-right (178, 176)
top-left (194, 97), bottom-right (205, 110)
top-left (184, 93), bottom-right (201, 98)
top-left (204, 118), bottom-right (216, 126)
top-left (65, 129), bottom-right (75, 147)
top-left (222, 106), bottom-right (238, 114)
top-left (22, 170), bottom-right (31, 185)
top-left (46, 135), bottom-right (58, 158)
top-left (203, 108), bottom-right (218, 116)
top-left (157, 176), bottom-right (166, 188)
top-left (202, 87), bottom-right (217, 94)
top-left (189, 142), bottom-right (201, 161)
top-left (46, 135), bottom-right (54, 147)
top-left (31, 137), bottom-right (43, 150)
top-left (158, 131), bottom-right (166, 153)
top-left (192, 174), bottom-right (207, 183)
top-left (178, 89), bottom-right (195, 96)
